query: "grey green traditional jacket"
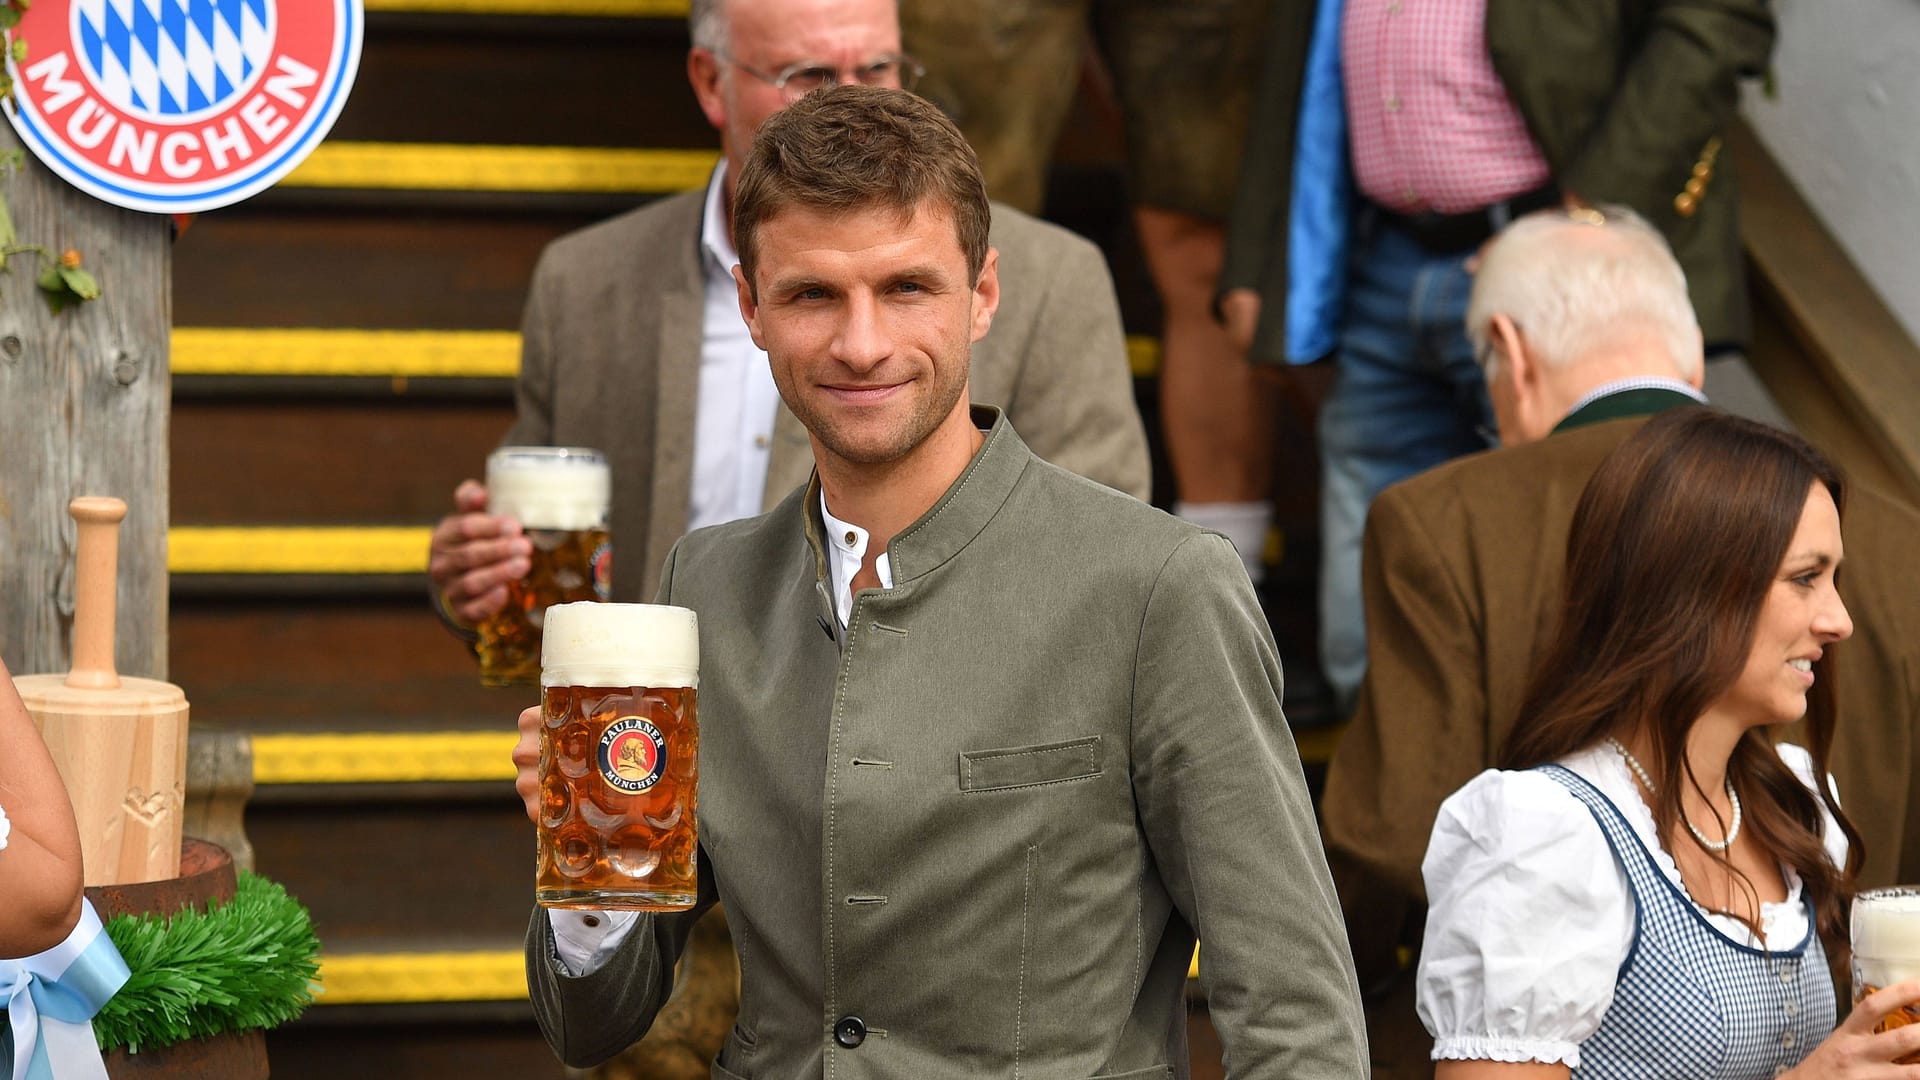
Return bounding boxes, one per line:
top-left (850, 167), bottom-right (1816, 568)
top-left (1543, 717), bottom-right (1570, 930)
top-left (525, 408), bottom-right (1367, 1079)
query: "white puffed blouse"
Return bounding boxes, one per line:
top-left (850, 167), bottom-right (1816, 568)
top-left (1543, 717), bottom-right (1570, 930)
top-left (1416, 742), bottom-right (1846, 1067)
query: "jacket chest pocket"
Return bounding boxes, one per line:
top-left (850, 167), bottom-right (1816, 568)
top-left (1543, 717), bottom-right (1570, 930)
top-left (959, 735), bottom-right (1103, 792)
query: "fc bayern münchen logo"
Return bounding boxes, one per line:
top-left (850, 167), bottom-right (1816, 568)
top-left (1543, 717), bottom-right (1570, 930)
top-left (4, 0), bottom-right (362, 214)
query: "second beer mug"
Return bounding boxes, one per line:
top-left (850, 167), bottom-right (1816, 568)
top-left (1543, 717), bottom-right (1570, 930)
top-left (537, 601), bottom-right (700, 911)
top-left (478, 446), bottom-right (612, 687)
top-left (1853, 886), bottom-right (1920, 1062)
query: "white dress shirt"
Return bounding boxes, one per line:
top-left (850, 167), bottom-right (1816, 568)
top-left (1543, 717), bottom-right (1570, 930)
top-left (1417, 742), bottom-right (1846, 1066)
top-left (687, 161), bottom-right (783, 533)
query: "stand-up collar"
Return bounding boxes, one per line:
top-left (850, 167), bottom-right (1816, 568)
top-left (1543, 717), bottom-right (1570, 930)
top-left (1553, 382), bottom-right (1708, 434)
top-left (800, 404), bottom-right (1029, 590)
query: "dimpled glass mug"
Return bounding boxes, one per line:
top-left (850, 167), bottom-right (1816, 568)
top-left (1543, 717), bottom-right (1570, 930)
top-left (535, 602), bottom-right (699, 910)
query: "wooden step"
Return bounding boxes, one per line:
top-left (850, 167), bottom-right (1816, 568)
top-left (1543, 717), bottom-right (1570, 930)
top-left (173, 399), bottom-right (506, 523)
top-left (170, 595), bottom-right (524, 729)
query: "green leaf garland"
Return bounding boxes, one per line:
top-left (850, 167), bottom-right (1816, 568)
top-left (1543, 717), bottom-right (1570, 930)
top-left (92, 871), bottom-right (321, 1055)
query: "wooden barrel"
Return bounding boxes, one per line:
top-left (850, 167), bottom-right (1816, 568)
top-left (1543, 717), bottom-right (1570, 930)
top-left (84, 837), bottom-right (270, 1080)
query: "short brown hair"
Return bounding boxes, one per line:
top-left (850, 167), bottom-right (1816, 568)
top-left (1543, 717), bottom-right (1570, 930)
top-left (732, 85), bottom-right (991, 293)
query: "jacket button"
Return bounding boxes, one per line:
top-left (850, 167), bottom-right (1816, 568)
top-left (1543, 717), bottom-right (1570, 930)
top-left (834, 1015), bottom-right (867, 1048)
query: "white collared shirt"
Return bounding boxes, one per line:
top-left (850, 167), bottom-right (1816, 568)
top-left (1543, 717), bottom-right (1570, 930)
top-left (819, 493), bottom-right (894, 628)
top-left (688, 161), bottom-right (783, 532)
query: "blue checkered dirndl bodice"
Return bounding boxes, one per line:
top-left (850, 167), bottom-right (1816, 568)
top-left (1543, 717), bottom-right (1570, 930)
top-left (1539, 764), bottom-right (1836, 1079)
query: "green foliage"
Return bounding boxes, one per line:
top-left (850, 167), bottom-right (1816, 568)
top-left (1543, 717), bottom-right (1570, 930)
top-left (0, 0), bottom-right (100, 315)
top-left (91, 872), bottom-right (322, 1055)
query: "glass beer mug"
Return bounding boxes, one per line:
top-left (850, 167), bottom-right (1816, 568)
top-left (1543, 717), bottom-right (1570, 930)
top-left (478, 446), bottom-right (611, 687)
top-left (1853, 886), bottom-right (1920, 1062)
top-left (536, 601), bottom-right (699, 911)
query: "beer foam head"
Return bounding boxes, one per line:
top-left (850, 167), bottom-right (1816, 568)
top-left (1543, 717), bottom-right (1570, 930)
top-left (487, 447), bottom-right (610, 531)
top-left (542, 602), bottom-right (699, 688)
top-left (1854, 888), bottom-right (1920, 986)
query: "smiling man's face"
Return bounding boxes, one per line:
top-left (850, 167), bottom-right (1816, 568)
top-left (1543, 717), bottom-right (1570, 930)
top-left (735, 197), bottom-right (998, 472)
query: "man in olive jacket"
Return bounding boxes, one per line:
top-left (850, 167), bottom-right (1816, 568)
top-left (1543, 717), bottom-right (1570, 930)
top-left (514, 86), bottom-right (1367, 1079)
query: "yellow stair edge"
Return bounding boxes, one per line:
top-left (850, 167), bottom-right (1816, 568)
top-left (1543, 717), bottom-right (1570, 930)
top-left (316, 950), bottom-right (526, 1005)
top-left (365, 0), bottom-right (686, 15)
top-left (172, 328), bottom-right (519, 379)
top-left (171, 327), bottom-right (1162, 380)
top-left (247, 726), bottom-right (1337, 786)
top-left (314, 946), bottom-right (1191, 1002)
top-left (281, 142), bottom-right (717, 194)
top-left (169, 526), bottom-right (430, 576)
top-left (253, 732), bottom-right (518, 785)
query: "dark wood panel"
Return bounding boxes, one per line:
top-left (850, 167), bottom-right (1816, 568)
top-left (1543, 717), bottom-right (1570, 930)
top-left (173, 208), bottom-right (607, 328)
top-left (174, 399), bottom-right (511, 524)
top-left (250, 795), bottom-right (532, 947)
top-left (338, 19), bottom-right (708, 148)
top-left (268, 1018), bottom-right (564, 1080)
top-left (171, 597), bottom-right (529, 728)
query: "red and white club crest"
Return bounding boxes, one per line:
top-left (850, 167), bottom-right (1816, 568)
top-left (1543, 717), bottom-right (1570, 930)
top-left (4, 0), bottom-right (362, 214)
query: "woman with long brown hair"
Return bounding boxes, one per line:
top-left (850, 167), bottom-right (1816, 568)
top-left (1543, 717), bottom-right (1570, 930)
top-left (1416, 408), bottom-right (1920, 1078)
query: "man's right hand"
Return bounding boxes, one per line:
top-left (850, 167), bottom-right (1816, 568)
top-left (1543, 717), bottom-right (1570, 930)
top-left (428, 479), bottom-right (532, 626)
top-left (513, 704), bottom-right (543, 824)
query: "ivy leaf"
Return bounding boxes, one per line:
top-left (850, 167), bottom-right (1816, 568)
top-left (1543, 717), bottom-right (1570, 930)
top-left (60, 265), bottom-right (99, 299)
top-left (0, 9), bottom-right (19, 30)
top-left (0, 190), bottom-right (17, 250)
top-left (11, 37), bottom-right (27, 63)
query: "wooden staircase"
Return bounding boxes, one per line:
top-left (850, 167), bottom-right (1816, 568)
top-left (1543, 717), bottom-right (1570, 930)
top-left (169, 5), bottom-right (705, 1075)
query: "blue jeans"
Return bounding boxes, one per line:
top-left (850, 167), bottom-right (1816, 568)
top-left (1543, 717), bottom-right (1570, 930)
top-left (1318, 219), bottom-right (1494, 711)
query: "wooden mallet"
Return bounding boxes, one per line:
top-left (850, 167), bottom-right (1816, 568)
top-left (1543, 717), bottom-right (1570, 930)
top-left (12, 497), bottom-right (191, 886)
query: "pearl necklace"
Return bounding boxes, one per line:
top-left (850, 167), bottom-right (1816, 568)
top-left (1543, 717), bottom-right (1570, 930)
top-left (1605, 737), bottom-right (1743, 852)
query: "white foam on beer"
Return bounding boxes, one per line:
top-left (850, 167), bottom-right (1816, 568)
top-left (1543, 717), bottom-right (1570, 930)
top-left (1854, 889), bottom-right (1920, 986)
top-left (542, 602), bottom-right (699, 688)
top-left (487, 447), bottom-right (610, 531)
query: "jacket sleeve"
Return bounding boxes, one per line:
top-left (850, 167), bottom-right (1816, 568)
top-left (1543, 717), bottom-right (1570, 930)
top-left (1131, 533), bottom-right (1369, 1079)
top-left (1000, 230), bottom-right (1153, 502)
top-left (521, 541), bottom-right (717, 1067)
top-left (1321, 482), bottom-right (1493, 904)
top-left (1498, 0), bottom-right (1774, 225)
top-left (504, 245), bottom-right (561, 448)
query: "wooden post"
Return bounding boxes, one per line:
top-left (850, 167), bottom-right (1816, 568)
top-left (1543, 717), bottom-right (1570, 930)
top-left (0, 124), bottom-right (172, 680)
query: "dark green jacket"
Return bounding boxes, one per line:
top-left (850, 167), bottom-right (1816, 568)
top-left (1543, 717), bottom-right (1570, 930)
top-left (1221, 0), bottom-right (1774, 361)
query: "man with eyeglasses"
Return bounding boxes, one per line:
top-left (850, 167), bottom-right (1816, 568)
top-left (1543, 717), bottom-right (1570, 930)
top-left (426, 1), bottom-right (1150, 1076)
top-left (428, 0), bottom-right (1149, 628)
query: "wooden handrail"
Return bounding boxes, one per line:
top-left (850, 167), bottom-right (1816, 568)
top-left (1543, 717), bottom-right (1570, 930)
top-left (1730, 119), bottom-right (1920, 504)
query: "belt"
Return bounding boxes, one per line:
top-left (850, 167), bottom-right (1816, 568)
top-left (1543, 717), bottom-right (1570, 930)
top-left (1373, 184), bottom-right (1562, 254)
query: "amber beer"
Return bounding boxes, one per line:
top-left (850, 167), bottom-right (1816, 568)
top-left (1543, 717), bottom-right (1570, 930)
top-left (478, 447), bottom-right (612, 687)
top-left (1853, 886), bottom-right (1920, 1061)
top-left (536, 601), bottom-right (699, 910)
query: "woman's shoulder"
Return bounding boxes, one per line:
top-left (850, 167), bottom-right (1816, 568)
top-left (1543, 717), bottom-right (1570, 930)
top-left (1427, 766), bottom-right (1617, 884)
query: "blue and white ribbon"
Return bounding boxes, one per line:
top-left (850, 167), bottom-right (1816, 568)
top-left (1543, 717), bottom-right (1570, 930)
top-left (2, 900), bottom-right (129, 1080)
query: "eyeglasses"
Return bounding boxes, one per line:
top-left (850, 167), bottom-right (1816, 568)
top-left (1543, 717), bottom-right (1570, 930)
top-left (717, 50), bottom-right (925, 102)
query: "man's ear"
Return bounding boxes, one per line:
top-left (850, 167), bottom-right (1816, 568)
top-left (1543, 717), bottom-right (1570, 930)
top-left (688, 48), bottom-right (727, 132)
top-left (1488, 313), bottom-right (1548, 438)
top-left (734, 265), bottom-right (766, 351)
top-left (970, 247), bottom-right (1000, 343)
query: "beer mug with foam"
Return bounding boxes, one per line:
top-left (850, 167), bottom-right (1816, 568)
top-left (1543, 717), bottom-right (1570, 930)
top-left (1853, 886), bottom-right (1920, 1059)
top-left (479, 446), bottom-right (612, 686)
top-left (536, 602), bottom-right (699, 910)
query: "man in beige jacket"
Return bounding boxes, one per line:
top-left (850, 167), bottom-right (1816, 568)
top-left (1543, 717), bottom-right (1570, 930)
top-left (512, 86), bottom-right (1366, 1080)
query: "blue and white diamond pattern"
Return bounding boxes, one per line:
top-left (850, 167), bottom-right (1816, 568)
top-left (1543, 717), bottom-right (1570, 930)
top-left (72, 0), bottom-right (274, 121)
